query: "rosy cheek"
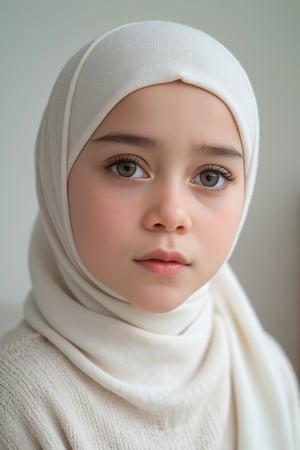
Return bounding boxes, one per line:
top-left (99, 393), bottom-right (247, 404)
top-left (79, 188), bottom-right (132, 245)
top-left (218, 205), bottom-right (242, 244)
top-left (203, 200), bottom-right (242, 249)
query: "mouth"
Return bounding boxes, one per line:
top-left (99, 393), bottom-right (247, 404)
top-left (134, 249), bottom-right (190, 275)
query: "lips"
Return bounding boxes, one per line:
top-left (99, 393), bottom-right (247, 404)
top-left (134, 249), bottom-right (190, 275)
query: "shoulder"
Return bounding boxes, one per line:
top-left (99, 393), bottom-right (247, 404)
top-left (0, 323), bottom-right (77, 449)
top-left (0, 320), bottom-right (41, 355)
top-left (0, 321), bottom-right (65, 383)
top-left (0, 322), bottom-right (51, 388)
top-left (0, 323), bottom-right (126, 449)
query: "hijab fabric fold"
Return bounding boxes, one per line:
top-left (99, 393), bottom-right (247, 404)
top-left (24, 21), bottom-right (299, 448)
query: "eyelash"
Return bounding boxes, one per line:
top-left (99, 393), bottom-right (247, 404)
top-left (105, 154), bottom-right (235, 190)
top-left (191, 164), bottom-right (235, 191)
top-left (105, 154), bottom-right (148, 180)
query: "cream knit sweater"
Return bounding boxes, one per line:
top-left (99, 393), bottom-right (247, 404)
top-left (0, 323), bottom-right (234, 450)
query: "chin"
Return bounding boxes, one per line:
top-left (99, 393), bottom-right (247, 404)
top-left (128, 288), bottom-right (192, 314)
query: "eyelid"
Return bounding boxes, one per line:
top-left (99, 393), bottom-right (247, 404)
top-left (104, 153), bottom-right (147, 165)
top-left (200, 164), bottom-right (235, 179)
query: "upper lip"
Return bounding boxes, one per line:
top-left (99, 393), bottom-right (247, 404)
top-left (135, 249), bottom-right (190, 265)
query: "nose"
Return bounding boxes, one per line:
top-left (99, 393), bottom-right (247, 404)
top-left (142, 183), bottom-right (192, 233)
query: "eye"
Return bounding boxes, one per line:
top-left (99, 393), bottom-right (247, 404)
top-left (107, 155), bottom-right (148, 179)
top-left (191, 166), bottom-right (234, 190)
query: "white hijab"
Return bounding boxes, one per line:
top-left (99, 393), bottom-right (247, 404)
top-left (24, 21), bottom-right (299, 448)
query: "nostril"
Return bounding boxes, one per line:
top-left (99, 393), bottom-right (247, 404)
top-left (152, 222), bottom-right (187, 232)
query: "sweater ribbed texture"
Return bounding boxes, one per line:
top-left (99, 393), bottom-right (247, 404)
top-left (0, 323), bottom-right (233, 450)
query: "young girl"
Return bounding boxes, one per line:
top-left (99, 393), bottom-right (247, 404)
top-left (0, 21), bottom-right (299, 449)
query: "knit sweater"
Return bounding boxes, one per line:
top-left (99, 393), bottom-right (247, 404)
top-left (0, 323), bottom-right (234, 450)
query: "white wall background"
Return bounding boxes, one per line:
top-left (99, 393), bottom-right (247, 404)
top-left (0, 0), bottom-right (299, 376)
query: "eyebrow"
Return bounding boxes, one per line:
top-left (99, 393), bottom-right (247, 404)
top-left (201, 144), bottom-right (243, 159)
top-left (93, 132), bottom-right (243, 159)
top-left (93, 132), bottom-right (159, 148)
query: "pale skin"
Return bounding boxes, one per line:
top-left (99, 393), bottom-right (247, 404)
top-left (68, 81), bottom-right (245, 313)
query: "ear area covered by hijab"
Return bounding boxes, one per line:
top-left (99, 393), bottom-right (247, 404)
top-left (24, 21), bottom-right (299, 449)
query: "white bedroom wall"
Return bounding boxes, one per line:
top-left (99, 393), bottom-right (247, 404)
top-left (0, 0), bottom-right (299, 375)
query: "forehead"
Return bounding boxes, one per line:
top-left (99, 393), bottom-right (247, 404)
top-left (98, 81), bottom-right (232, 120)
top-left (90, 81), bottom-right (243, 153)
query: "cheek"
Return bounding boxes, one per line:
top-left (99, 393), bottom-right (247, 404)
top-left (202, 194), bottom-right (244, 253)
top-left (69, 180), bottom-right (135, 263)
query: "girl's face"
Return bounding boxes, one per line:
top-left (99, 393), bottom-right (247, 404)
top-left (68, 82), bottom-right (244, 312)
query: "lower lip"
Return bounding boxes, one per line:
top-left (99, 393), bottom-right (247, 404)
top-left (135, 259), bottom-right (187, 275)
